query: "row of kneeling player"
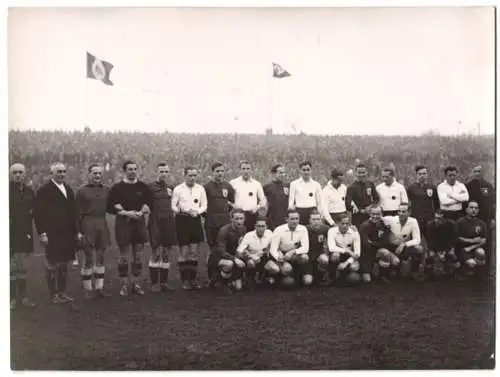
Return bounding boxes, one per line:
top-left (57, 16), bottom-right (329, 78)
top-left (210, 201), bottom-right (489, 292)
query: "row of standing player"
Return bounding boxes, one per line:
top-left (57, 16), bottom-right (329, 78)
top-left (9, 160), bottom-right (494, 307)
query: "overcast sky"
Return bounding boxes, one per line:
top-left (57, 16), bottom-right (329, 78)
top-left (8, 7), bottom-right (495, 135)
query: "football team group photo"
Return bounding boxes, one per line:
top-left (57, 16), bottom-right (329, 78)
top-left (8, 6), bottom-right (495, 371)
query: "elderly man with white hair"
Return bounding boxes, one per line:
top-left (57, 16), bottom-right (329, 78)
top-left (34, 162), bottom-right (81, 304)
top-left (9, 163), bottom-right (37, 309)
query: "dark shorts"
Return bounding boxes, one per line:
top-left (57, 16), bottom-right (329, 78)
top-left (243, 211), bottom-right (257, 232)
top-left (360, 244), bottom-right (377, 274)
top-left (351, 213), bottom-right (370, 228)
top-left (241, 253), bottom-right (268, 270)
top-left (442, 210), bottom-right (465, 222)
top-left (81, 216), bottom-right (110, 250)
top-left (115, 216), bottom-right (148, 248)
top-left (383, 210), bottom-right (398, 217)
top-left (148, 215), bottom-right (177, 248)
top-left (45, 231), bottom-right (76, 265)
top-left (296, 207), bottom-right (316, 226)
top-left (176, 214), bottom-right (204, 246)
top-left (205, 223), bottom-right (224, 247)
top-left (456, 246), bottom-right (483, 263)
top-left (386, 244), bottom-right (422, 260)
top-left (329, 212), bottom-right (348, 225)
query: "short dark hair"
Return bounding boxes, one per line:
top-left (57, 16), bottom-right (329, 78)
top-left (299, 161), bottom-right (312, 169)
top-left (467, 200), bottom-right (479, 208)
top-left (309, 209), bottom-right (322, 218)
top-left (184, 166), bottom-right (197, 175)
top-left (415, 165), bottom-right (427, 173)
top-left (211, 162), bottom-right (224, 171)
top-left (331, 168), bottom-right (343, 179)
top-left (382, 167), bottom-right (394, 176)
top-left (444, 166), bottom-right (458, 175)
top-left (338, 214), bottom-right (350, 223)
top-left (88, 163), bottom-right (100, 173)
top-left (271, 164), bottom-right (283, 174)
top-left (255, 216), bottom-right (267, 224)
top-left (356, 163), bottom-right (367, 170)
top-left (230, 208), bottom-right (245, 218)
top-left (122, 160), bottom-right (136, 172)
top-left (287, 208), bottom-right (300, 217)
top-left (157, 162), bottom-right (168, 168)
top-left (239, 160), bottom-right (251, 168)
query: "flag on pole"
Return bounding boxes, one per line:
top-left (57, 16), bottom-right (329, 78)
top-left (87, 52), bottom-right (114, 86)
top-left (272, 62), bottom-right (291, 78)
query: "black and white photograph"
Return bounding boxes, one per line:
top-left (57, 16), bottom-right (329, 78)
top-left (7, 5), bottom-right (496, 370)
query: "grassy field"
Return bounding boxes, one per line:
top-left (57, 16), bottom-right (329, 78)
top-left (10, 218), bottom-right (496, 370)
top-left (9, 131), bottom-right (496, 369)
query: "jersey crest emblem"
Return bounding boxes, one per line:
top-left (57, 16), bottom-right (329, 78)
top-left (475, 226), bottom-right (482, 235)
top-left (378, 230), bottom-right (384, 238)
top-left (283, 187), bottom-right (289, 195)
top-left (222, 188), bottom-right (228, 198)
top-left (167, 187), bottom-right (173, 196)
top-left (318, 234), bottom-right (325, 243)
top-left (481, 187), bottom-right (489, 195)
top-left (426, 189), bottom-right (433, 197)
top-left (366, 187), bottom-right (372, 196)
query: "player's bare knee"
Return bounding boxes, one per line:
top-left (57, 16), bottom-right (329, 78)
top-left (317, 253), bottom-right (329, 267)
top-left (474, 248), bottom-right (486, 260)
top-left (246, 259), bottom-right (257, 270)
top-left (350, 261), bottom-right (360, 272)
top-left (218, 259), bottom-right (234, 273)
top-left (465, 258), bottom-right (477, 268)
top-left (302, 274), bottom-right (313, 286)
top-left (330, 253), bottom-right (341, 264)
top-left (281, 262), bottom-right (293, 276)
top-left (362, 273), bottom-right (371, 283)
top-left (264, 260), bottom-right (280, 275)
top-left (297, 254), bottom-right (309, 265)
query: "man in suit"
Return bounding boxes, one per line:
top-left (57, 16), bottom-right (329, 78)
top-left (10, 163), bottom-right (37, 310)
top-left (35, 162), bottom-right (81, 304)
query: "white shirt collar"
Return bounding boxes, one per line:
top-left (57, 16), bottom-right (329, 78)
top-left (123, 178), bottom-right (138, 184)
top-left (51, 179), bottom-right (65, 187)
top-left (239, 176), bottom-right (253, 183)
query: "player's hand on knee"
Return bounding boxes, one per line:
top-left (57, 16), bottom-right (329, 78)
top-left (264, 260), bottom-right (280, 275)
top-left (330, 252), bottom-right (341, 264)
top-left (246, 259), bottom-right (257, 269)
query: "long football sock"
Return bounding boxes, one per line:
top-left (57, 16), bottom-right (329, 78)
top-left (45, 266), bottom-right (57, 297)
top-left (81, 267), bottom-right (93, 292)
top-left (94, 265), bottom-right (105, 290)
top-left (148, 259), bottom-right (160, 285)
top-left (57, 264), bottom-right (68, 293)
top-left (177, 261), bottom-right (188, 283)
top-left (159, 262), bottom-right (170, 285)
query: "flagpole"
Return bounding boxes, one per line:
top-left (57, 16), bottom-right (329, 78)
top-left (268, 65), bottom-right (273, 134)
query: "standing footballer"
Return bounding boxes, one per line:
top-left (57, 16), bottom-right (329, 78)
top-left (9, 163), bottom-right (37, 309)
top-left (172, 166), bottom-right (207, 290)
top-left (406, 165), bottom-right (440, 237)
top-left (322, 169), bottom-right (348, 227)
top-left (106, 160), bottom-right (152, 297)
top-left (289, 161), bottom-right (325, 226)
top-left (376, 167), bottom-right (409, 217)
top-left (230, 160), bottom-right (267, 232)
top-left (75, 164), bottom-right (111, 299)
top-left (437, 166), bottom-right (469, 221)
top-left (34, 162), bottom-right (80, 304)
top-left (147, 162), bottom-right (177, 292)
top-left (345, 164), bottom-right (380, 228)
top-left (204, 162), bottom-right (235, 288)
top-left (263, 164), bottom-right (290, 231)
